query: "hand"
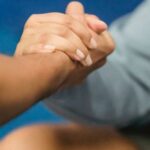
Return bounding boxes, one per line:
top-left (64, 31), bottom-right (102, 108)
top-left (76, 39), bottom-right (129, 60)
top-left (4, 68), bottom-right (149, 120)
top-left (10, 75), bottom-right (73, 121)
top-left (15, 1), bottom-right (115, 88)
top-left (59, 2), bottom-right (115, 88)
top-left (15, 12), bottom-right (107, 66)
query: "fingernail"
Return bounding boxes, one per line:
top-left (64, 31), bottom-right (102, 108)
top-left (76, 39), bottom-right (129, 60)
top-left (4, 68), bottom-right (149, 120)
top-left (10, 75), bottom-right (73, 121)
top-left (43, 44), bottom-right (56, 52)
top-left (85, 55), bottom-right (93, 66)
top-left (100, 21), bottom-right (107, 27)
top-left (76, 49), bottom-right (85, 60)
top-left (90, 38), bottom-right (97, 49)
top-left (96, 20), bottom-right (107, 27)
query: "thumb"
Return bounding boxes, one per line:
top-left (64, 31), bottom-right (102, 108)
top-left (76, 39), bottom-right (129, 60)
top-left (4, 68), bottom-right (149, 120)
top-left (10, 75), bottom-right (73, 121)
top-left (66, 1), bottom-right (86, 23)
top-left (66, 1), bottom-right (85, 15)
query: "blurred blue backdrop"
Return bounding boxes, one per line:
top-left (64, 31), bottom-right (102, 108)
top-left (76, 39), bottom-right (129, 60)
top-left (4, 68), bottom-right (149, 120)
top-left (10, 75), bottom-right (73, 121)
top-left (0, 0), bottom-right (142, 138)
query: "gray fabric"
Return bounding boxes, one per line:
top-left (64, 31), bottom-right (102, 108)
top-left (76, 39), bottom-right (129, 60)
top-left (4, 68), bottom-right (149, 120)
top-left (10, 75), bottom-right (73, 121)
top-left (126, 133), bottom-right (150, 150)
top-left (44, 0), bottom-right (150, 128)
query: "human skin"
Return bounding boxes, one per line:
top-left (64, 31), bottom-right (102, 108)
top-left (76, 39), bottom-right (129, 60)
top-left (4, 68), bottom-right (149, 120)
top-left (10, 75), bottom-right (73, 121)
top-left (15, 12), bottom-right (107, 66)
top-left (0, 52), bottom-right (76, 125)
top-left (16, 2), bottom-right (113, 67)
top-left (0, 124), bottom-right (139, 150)
top-left (16, 2), bottom-right (114, 87)
top-left (0, 2), bottom-right (138, 150)
top-left (0, 2), bottom-right (115, 125)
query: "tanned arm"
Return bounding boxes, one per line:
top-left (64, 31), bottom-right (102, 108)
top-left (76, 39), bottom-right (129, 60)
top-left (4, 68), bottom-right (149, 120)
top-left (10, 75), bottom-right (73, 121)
top-left (0, 52), bottom-right (74, 125)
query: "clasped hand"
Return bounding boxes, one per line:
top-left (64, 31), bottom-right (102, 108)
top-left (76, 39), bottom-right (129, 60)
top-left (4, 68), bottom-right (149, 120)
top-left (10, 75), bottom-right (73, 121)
top-left (15, 1), bottom-right (115, 88)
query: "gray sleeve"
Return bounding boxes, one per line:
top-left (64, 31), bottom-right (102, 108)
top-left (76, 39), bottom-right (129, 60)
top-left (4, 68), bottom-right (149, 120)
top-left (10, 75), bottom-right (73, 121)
top-left (44, 0), bottom-right (150, 127)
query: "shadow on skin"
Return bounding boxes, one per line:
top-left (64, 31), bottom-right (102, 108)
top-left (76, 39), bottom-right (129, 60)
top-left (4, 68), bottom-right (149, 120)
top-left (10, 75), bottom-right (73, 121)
top-left (0, 124), bottom-right (139, 150)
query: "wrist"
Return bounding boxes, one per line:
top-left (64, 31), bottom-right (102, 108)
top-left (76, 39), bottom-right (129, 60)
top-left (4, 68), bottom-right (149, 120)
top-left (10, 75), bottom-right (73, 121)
top-left (11, 51), bottom-right (75, 99)
top-left (24, 52), bottom-right (75, 98)
top-left (36, 51), bottom-right (76, 97)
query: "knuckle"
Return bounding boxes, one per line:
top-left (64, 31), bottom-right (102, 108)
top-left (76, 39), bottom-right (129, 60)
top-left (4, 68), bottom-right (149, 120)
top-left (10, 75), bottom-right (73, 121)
top-left (26, 14), bottom-right (35, 23)
top-left (38, 33), bottom-right (49, 44)
top-left (24, 21), bottom-right (31, 29)
top-left (107, 40), bottom-right (115, 54)
top-left (58, 26), bottom-right (70, 37)
top-left (25, 22), bottom-right (32, 29)
top-left (25, 22), bottom-right (38, 29)
top-left (29, 14), bottom-right (39, 20)
top-left (81, 30), bottom-right (91, 43)
top-left (102, 33), bottom-right (115, 54)
top-left (24, 14), bottom-right (37, 29)
top-left (64, 15), bottom-right (72, 26)
top-left (23, 28), bottom-right (33, 35)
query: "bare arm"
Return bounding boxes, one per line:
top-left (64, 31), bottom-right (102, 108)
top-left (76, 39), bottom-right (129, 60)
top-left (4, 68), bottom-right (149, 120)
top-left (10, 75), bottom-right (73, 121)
top-left (0, 52), bottom-right (74, 125)
top-left (0, 2), bottom-right (113, 126)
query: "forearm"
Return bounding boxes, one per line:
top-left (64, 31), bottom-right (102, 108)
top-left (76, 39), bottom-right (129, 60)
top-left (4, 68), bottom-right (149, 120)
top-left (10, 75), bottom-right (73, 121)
top-left (0, 52), bottom-right (74, 125)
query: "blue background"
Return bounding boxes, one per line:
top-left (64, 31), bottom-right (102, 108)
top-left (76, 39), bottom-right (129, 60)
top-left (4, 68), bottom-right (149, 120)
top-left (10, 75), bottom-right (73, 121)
top-left (0, 0), bottom-right (142, 138)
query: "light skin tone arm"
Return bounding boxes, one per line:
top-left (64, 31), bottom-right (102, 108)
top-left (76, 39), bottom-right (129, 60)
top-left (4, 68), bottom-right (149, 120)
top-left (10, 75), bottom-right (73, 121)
top-left (0, 52), bottom-right (75, 125)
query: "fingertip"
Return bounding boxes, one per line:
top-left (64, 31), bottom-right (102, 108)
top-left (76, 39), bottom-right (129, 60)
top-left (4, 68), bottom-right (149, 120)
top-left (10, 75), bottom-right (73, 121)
top-left (93, 20), bottom-right (108, 33)
top-left (88, 20), bottom-right (108, 33)
top-left (66, 1), bottom-right (85, 14)
top-left (97, 20), bottom-right (108, 29)
top-left (86, 14), bottom-right (108, 33)
top-left (76, 49), bottom-right (85, 59)
top-left (83, 55), bottom-right (93, 66)
top-left (73, 49), bottom-right (93, 66)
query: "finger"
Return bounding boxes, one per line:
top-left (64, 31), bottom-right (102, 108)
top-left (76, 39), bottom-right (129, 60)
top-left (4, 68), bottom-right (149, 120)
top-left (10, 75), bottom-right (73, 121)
top-left (25, 13), bottom-right (93, 49)
top-left (87, 58), bottom-right (107, 73)
top-left (66, 1), bottom-right (86, 23)
top-left (85, 14), bottom-right (107, 34)
top-left (15, 43), bottom-right (23, 56)
top-left (23, 33), bottom-right (93, 66)
top-left (28, 44), bottom-right (56, 54)
top-left (82, 30), bottom-right (115, 64)
top-left (66, 2), bottom-right (98, 49)
top-left (21, 23), bottom-right (92, 65)
top-left (87, 31), bottom-right (114, 63)
top-left (85, 15), bottom-right (114, 56)
top-left (15, 35), bottom-right (56, 56)
top-left (97, 31), bottom-right (115, 55)
top-left (66, 1), bottom-right (85, 15)
top-left (84, 14), bottom-right (108, 51)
